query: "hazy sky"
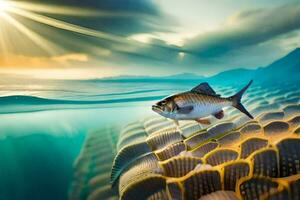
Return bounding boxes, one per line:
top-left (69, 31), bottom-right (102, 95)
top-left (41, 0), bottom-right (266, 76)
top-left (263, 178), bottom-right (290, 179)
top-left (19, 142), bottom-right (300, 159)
top-left (0, 0), bottom-right (299, 79)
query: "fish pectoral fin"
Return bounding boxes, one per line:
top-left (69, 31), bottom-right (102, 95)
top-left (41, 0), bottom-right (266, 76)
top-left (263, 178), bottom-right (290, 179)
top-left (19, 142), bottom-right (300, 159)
top-left (177, 105), bottom-right (194, 114)
top-left (195, 118), bottom-right (211, 125)
top-left (173, 120), bottom-right (179, 126)
top-left (173, 120), bottom-right (182, 133)
top-left (214, 110), bottom-right (224, 119)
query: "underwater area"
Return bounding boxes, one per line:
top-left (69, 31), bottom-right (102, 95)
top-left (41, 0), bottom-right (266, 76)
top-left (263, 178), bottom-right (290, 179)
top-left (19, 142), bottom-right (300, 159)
top-left (0, 80), bottom-right (158, 200)
top-left (0, 49), bottom-right (299, 200)
top-left (0, 74), bottom-right (204, 200)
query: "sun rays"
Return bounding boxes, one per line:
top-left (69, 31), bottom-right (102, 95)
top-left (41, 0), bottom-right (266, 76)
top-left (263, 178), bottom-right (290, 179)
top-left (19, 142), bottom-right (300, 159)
top-left (0, 0), bottom-right (11, 12)
top-left (1, 12), bottom-right (61, 55)
top-left (6, 6), bottom-right (126, 44)
top-left (0, 0), bottom-right (137, 68)
top-left (0, 0), bottom-right (185, 79)
top-left (0, 0), bottom-right (60, 57)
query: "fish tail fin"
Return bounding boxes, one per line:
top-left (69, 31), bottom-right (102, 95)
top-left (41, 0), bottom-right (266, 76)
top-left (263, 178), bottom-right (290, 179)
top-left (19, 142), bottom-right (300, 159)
top-left (229, 80), bottom-right (254, 119)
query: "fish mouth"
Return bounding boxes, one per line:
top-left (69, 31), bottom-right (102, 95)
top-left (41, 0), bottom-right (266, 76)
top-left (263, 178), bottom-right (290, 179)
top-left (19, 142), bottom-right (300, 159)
top-left (152, 105), bottom-right (163, 113)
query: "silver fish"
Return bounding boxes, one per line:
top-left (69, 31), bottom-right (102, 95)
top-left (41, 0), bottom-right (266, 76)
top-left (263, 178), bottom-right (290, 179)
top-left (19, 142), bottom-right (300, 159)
top-left (152, 81), bottom-right (253, 126)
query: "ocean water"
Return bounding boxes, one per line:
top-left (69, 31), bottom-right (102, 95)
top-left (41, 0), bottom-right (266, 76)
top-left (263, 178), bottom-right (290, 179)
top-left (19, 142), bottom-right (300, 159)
top-left (108, 80), bottom-right (300, 200)
top-left (1, 77), bottom-right (299, 200)
top-left (0, 78), bottom-right (206, 200)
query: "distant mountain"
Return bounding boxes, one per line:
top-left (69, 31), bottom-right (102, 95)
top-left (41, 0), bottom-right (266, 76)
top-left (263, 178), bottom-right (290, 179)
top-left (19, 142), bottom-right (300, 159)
top-left (265, 48), bottom-right (300, 71)
top-left (255, 48), bottom-right (300, 83)
top-left (206, 68), bottom-right (256, 85)
top-left (100, 75), bottom-right (151, 80)
top-left (89, 72), bottom-right (205, 82)
top-left (87, 48), bottom-right (299, 84)
top-left (160, 73), bottom-right (205, 80)
top-left (207, 48), bottom-right (300, 85)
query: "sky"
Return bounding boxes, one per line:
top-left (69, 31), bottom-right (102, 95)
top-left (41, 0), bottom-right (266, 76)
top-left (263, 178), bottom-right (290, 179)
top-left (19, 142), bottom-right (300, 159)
top-left (0, 0), bottom-right (299, 79)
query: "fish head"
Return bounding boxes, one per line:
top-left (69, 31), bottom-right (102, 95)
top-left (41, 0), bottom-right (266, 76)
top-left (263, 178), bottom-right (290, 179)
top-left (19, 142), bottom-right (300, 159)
top-left (152, 97), bottom-right (176, 118)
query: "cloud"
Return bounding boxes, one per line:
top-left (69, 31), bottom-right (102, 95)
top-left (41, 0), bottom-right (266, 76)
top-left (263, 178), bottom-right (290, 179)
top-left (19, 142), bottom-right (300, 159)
top-left (3, 0), bottom-right (179, 70)
top-left (0, 54), bottom-right (53, 68)
top-left (0, 53), bottom-right (89, 68)
top-left (13, 0), bottom-right (174, 36)
top-left (184, 3), bottom-right (300, 57)
top-left (2, 1), bottom-right (300, 77)
top-left (109, 2), bottom-right (300, 74)
top-left (78, 3), bottom-right (300, 72)
top-left (52, 53), bottom-right (88, 63)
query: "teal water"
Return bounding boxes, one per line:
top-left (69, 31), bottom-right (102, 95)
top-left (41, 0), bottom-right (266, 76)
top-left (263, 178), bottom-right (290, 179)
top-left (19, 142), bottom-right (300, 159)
top-left (0, 134), bottom-right (83, 200)
top-left (0, 105), bottom-right (154, 200)
top-left (1, 77), bottom-right (298, 200)
top-left (0, 79), bottom-right (191, 200)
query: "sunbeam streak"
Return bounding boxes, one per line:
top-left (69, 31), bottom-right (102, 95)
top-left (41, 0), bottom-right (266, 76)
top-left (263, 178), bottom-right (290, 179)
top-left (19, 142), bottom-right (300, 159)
top-left (7, 1), bottom-right (153, 18)
top-left (0, 0), bottom-right (11, 12)
top-left (0, 0), bottom-right (181, 67)
top-left (5, 3), bottom-right (181, 52)
top-left (7, 7), bottom-right (128, 44)
top-left (1, 12), bottom-right (63, 55)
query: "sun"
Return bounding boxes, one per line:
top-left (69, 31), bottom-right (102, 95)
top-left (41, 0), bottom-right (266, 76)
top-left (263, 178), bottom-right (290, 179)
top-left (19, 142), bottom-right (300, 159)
top-left (0, 0), bottom-right (143, 72)
top-left (0, 0), bottom-right (11, 12)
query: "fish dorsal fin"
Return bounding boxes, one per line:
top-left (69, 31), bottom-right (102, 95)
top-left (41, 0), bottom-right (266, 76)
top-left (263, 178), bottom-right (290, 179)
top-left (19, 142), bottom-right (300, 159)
top-left (191, 82), bottom-right (220, 96)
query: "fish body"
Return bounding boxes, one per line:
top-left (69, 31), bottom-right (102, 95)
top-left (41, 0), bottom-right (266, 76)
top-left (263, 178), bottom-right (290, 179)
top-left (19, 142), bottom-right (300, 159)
top-left (162, 92), bottom-right (231, 120)
top-left (152, 81), bottom-right (253, 125)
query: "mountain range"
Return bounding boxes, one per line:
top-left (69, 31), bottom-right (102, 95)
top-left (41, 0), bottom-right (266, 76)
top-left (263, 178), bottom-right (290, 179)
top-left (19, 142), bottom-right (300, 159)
top-left (90, 48), bottom-right (300, 84)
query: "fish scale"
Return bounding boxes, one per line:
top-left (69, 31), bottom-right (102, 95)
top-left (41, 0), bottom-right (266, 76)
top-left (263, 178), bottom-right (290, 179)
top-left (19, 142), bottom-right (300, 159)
top-left (177, 93), bottom-right (229, 112)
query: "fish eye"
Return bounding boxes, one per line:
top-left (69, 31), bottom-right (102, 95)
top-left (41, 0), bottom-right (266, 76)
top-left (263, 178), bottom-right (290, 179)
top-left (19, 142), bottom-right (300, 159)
top-left (160, 100), bottom-right (167, 105)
